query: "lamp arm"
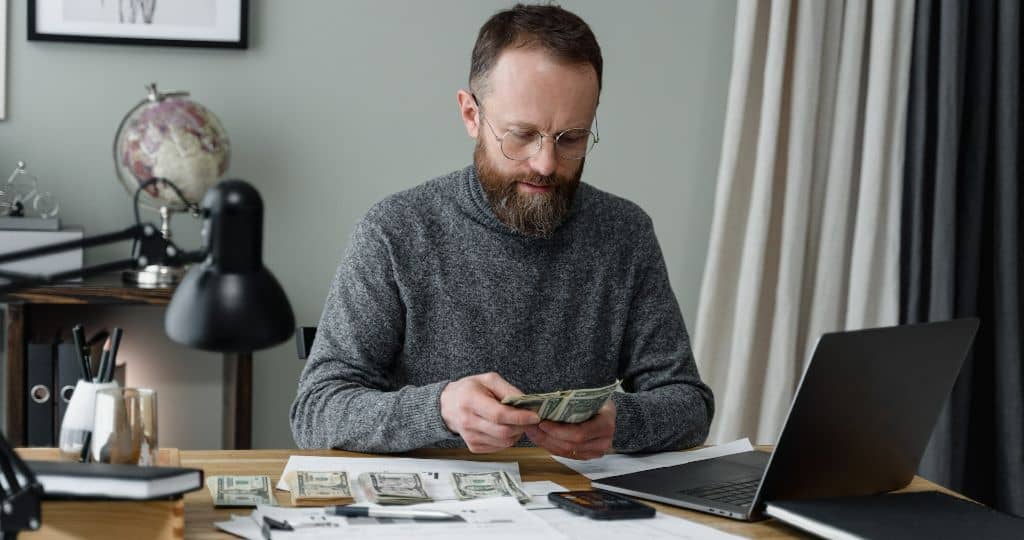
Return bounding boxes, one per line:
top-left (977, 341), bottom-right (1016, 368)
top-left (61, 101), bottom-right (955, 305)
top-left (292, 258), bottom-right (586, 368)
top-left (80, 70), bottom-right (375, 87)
top-left (0, 432), bottom-right (43, 537)
top-left (0, 223), bottom-right (207, 295)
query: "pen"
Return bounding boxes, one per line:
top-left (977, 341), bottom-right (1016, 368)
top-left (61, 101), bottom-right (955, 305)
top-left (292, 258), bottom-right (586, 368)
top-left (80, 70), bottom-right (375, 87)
top-left (325, 506), bottom-right (460, 521)
top-left (96, 339), bottom-right (111, 384)
top-left (105, 327), bottom-right (124, 382)
top-left (71, 324), bottom-right (91, 381)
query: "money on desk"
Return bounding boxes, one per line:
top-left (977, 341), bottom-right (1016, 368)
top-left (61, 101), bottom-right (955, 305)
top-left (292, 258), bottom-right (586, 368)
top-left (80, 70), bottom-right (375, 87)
top-left (502, 380), bottom-right (620, 423)
top-left (451, 471), bottom-right (531, 504)
top-left (206, 475), bottom-right (277, 507)
top-left (283, 470), bottom-right (354, 507)
top-left (357, 472), bottom-right (433, 505)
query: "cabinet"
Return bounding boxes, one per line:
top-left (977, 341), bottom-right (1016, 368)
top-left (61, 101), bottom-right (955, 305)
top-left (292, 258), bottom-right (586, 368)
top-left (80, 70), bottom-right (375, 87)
top-left (2, 275), bottom-right (252, 449)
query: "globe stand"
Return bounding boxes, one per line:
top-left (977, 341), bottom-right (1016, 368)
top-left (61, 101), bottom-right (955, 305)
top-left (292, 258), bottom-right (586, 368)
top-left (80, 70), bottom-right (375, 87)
top-left (122, 205), bottom-right (189, 286)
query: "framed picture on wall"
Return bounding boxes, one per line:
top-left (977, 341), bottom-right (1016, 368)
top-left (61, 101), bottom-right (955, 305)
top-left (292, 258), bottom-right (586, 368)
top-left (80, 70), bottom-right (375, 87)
top-left (27, 0), bottom-right (249, 49)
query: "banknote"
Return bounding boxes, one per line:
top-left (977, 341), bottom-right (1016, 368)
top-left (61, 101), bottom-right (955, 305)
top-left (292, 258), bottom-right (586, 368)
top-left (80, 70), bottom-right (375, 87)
top-left (357, 472), bottom-right (432, 505)
top-left (450, 471), bottom-right (531, 504)
top-left (207, 475), bottom-right (276, 507)
top-left (502, 380), bottom-right (620, 423)
top-left (284, 470), bottom-right (354, 507)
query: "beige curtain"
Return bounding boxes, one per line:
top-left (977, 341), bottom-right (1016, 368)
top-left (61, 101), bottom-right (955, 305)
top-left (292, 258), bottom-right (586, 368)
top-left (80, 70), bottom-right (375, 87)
top-left (695, 0), bottom-right (915, 444)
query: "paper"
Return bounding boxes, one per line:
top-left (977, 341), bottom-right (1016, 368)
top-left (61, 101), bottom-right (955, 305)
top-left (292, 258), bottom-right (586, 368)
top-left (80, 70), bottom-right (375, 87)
top-left (533, 506), bottom-right (746, 540)
top-left (275, 455), bottom-right (522, 503)
top-left (522, 480), bottom-right (568, 510)
top-left (552, 438), bottom-right (754, 480)
top-left (216, 497), bottom-right (567, 539)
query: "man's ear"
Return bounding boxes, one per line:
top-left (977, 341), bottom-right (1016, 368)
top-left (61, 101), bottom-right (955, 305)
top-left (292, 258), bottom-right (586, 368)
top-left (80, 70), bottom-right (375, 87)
top-left (456, 89), bottom-right (480, 139)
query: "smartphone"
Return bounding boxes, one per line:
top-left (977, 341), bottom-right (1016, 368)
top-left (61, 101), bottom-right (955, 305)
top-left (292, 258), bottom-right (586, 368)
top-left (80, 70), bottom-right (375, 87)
top-left (548, 490), bottom-right (656, 520)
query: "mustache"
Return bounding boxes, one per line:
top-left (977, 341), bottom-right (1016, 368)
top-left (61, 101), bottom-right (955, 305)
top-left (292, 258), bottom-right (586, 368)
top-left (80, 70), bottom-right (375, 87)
top-left (506, 173), bottom-right (566, 188)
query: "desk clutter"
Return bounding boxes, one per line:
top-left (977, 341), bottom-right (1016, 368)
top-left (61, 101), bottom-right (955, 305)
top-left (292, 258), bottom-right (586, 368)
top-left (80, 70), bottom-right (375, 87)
top-left (212, 454), bottom-right (747, 540)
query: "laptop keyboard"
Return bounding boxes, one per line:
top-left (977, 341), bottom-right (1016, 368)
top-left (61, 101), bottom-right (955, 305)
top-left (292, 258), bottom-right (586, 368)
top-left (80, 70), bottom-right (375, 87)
top-left (679, 477), bottom-right (760, 507)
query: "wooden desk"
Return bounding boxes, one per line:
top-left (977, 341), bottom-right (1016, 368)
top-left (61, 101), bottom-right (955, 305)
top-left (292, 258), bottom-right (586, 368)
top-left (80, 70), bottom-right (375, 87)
top-left (180, 447), bottom-right (963, 539)
top-left (1, 275), bottom-right (253, 449)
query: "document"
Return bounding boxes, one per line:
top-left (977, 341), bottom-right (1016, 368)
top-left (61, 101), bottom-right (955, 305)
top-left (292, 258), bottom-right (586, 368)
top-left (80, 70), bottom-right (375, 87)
top-left (275, 455), bottom-right (522, 503)
top-left (522, 480), bottom-right (568, 510)
top-left (552, 438), bottom-right (754, 480)
top-left (215, 497), bottom-right (567, 539)
top-left (533, 506), bottom-right (746, 540)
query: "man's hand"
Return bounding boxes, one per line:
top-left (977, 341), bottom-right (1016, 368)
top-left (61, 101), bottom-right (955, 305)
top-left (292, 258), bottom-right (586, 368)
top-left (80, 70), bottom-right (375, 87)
top-left (440, 372), bottom-right (541, 453)
top-left (524, 400), bottom-right (615, 460)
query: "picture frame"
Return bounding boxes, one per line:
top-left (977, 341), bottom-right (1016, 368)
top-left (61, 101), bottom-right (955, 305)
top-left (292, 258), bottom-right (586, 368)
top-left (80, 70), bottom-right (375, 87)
top-left (27, 0), bottom-right (248, 49)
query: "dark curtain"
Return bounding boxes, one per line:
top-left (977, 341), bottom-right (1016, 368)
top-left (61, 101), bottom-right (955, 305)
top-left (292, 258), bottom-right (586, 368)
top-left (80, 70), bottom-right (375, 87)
top-left (901, 0), bottom-right (1023, 517)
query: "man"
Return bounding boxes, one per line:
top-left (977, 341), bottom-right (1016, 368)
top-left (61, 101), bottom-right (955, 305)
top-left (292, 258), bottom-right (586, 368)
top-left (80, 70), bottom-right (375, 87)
top-left (290, 4), bottom-right (713, 460)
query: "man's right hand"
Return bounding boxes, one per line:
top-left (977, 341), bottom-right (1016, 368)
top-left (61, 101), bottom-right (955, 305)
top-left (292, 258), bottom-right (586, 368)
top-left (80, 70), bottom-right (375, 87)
top-left (440, 372), bottom-right (540, 453)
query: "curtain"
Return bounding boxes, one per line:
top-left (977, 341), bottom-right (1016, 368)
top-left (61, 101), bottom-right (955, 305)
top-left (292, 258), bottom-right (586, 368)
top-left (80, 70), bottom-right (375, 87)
top-left (695, 0), bottom-right (914, 444)
top-left (901, 0), bottom-right (1023, 517)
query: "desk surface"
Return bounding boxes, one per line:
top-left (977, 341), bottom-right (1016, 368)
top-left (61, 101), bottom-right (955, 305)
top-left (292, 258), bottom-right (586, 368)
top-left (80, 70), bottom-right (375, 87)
top-left (179, 447), bottom-right (960, 539)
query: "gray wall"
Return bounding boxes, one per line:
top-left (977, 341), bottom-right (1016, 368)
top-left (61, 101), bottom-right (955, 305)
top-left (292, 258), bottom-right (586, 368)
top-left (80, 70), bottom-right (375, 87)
top-left (0, 0), bottom-right (736, 449)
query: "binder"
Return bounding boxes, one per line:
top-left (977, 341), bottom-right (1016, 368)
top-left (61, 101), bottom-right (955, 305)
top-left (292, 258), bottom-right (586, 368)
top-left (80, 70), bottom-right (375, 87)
top-left (55, 343), bottom-right (82, 440)
top-left (26, 343), bottom-right (55, 446)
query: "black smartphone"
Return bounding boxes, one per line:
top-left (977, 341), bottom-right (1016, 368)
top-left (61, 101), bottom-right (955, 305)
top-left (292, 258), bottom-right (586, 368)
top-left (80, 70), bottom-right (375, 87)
top-left (548, 490), bottom-right (656, 520)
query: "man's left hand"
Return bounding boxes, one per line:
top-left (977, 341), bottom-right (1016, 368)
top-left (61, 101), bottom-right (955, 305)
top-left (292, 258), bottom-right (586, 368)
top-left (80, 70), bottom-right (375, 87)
top-left (524, 400), bottom-right (615, 460)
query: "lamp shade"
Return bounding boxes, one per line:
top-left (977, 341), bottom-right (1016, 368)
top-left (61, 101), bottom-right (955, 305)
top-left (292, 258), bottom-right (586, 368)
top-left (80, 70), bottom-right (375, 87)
top-left (165, 180), bottom-right (294, 352)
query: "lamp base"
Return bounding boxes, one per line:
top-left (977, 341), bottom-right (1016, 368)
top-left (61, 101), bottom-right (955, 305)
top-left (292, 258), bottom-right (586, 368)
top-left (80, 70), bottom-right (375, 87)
top-left (122, 265), bottom-right (187, 287)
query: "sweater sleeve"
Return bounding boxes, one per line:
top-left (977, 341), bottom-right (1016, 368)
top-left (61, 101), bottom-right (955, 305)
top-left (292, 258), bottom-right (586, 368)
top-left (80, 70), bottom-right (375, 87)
top-left (611, 219), bottom-right (715, 452)
top-left (289, 215), bottom-right (458, 451)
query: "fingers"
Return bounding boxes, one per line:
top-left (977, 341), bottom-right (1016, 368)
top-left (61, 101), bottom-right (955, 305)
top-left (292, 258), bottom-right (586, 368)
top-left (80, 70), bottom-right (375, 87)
top-left (476, 397), bottom-right (540, 426)
top-left (462, 428), bottom-right (521, 453)
top-left (525, 402), bottom-right (616, 460)
top-left (476, 372), bottom-right (525, 401)
top-left (526, 425), bottom-right (610, 460)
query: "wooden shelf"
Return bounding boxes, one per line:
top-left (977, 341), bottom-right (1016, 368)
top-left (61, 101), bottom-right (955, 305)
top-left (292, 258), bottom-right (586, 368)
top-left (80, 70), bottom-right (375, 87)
top-left (2, 274), bottom-right (251, 449)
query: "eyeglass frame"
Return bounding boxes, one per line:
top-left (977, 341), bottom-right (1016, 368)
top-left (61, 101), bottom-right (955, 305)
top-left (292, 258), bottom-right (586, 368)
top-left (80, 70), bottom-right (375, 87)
top-left (471, 93), bottom-right (600, 161)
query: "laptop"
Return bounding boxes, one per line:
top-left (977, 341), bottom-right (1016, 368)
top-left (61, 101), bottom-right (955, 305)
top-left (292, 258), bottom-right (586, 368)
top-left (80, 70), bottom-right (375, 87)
top-left (592, 318), bottom-right (980, 521)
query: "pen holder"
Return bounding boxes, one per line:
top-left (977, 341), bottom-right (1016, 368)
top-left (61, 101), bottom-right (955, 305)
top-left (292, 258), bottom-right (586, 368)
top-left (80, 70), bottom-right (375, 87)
top-left (57, 380), bottom-right (119, 462)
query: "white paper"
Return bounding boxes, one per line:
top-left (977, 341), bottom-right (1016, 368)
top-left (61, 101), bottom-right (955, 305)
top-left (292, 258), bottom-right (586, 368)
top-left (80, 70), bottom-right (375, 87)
top-left (534, 507), bottom-right (746, 540)
top-left (552, 438), bottom-right (754, 480)
top-left (218, 497), bottom-right (567, 540)
top-left (275, 455), bottom-right (523, 503)
top-left (522, 480), bottom-right (568, 510)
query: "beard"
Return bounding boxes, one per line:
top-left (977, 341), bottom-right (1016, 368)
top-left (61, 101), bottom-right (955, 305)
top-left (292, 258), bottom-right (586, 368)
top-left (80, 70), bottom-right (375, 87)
top-left (474, 140), bottom-right (584, 238)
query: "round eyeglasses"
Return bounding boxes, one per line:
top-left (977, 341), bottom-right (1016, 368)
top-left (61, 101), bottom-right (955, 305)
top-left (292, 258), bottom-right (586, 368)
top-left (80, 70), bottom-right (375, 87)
top-left (473, 95), bottom-right (599, 161)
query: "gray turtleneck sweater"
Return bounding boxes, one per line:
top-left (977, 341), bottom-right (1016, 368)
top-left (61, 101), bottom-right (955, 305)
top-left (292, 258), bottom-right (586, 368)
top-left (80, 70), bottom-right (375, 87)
top-left (290, 165), bottom-right (714, 453)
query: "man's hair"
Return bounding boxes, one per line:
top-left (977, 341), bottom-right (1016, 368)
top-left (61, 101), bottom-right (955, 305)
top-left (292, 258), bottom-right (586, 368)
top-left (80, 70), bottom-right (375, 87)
top-left (469, 3), bottom-right (602, 97)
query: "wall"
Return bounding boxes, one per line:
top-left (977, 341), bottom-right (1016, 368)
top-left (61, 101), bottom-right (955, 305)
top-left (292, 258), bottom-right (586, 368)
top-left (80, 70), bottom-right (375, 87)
top-left (0, 0), bottom-right (737, 449)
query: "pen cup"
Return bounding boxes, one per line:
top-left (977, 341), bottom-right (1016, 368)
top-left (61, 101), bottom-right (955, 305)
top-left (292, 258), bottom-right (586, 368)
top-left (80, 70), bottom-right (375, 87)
top-left (91, 387), bottom-right (158, 465)
top-left (57, 379), bottom-right (119, 462)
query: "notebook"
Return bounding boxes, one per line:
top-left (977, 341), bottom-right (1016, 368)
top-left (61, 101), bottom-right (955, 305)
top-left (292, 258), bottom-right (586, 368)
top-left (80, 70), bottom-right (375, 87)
top-left (28, 461), bottom-right (204, 500)
top-left (765, 491), bottom-right (1024, 539)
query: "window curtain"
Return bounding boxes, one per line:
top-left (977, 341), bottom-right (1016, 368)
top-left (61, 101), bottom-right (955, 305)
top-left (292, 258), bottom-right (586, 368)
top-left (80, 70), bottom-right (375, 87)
top-left (901, 0), bottom-right (1023, 517)
top-left (695, 0), bottom-right (914, 444)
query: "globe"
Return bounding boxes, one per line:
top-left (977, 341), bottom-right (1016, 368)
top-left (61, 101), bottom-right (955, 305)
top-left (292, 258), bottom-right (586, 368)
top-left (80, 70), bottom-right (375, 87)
top-left (114, 83), bottom-right (230, 209)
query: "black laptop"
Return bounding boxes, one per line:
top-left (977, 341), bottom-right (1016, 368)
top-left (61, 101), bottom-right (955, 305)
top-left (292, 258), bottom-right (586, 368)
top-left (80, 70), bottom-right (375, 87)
top-left (592, 319), bottom-right (980, 521)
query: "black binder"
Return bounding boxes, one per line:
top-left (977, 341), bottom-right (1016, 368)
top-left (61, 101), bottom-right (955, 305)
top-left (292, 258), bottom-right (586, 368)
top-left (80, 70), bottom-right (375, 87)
top-left (765, 491), bottom-right (1024, 539)
top-left (26, 342), bottom-right (55, 446)
top-left (55, 342), bottom-right (82, 440)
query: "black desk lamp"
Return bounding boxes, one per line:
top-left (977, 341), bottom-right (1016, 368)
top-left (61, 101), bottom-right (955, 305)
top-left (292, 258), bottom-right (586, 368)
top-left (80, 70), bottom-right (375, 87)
top-left (0, 178), bottom-right (294, 537)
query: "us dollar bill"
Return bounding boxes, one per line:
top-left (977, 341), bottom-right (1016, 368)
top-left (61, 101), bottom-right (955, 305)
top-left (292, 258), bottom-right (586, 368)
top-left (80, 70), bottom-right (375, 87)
top-left (357, 472), bottom-right (432, 505)
top-left (284, 471), bottom-right (353, 506)
top-left (502, 380), bottom-right (620, 423)
top-left (207, 475), bottom-right (276, 507)
top-left (450, 471), bottom-right (531, 504)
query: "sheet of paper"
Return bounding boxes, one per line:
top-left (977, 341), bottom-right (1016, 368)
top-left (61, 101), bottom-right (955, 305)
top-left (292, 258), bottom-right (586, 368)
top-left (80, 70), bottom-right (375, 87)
top-left (275, 455), bottom-right (522, 503)
top-left (522, 480), bottom-right (567, 510)
top-left (552, 438), bottom-right (754, 480)
top-left (221, 497), bottom-right (567, 540)
top-left (533, 506), bottom-right (746, 540)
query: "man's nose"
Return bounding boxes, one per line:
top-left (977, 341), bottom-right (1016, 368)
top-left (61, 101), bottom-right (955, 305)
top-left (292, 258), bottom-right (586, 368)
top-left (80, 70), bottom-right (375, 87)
top-left (529, 136), bottom-right (558, 177)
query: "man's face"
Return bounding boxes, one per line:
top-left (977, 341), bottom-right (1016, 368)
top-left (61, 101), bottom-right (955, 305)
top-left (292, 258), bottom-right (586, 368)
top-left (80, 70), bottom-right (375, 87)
top-left (468, 48), bottom-right (599, 237)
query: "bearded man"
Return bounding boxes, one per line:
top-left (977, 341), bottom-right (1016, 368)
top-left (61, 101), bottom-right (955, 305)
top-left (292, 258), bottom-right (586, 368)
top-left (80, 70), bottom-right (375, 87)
top-left (290, 4), bottom-right (713, 459)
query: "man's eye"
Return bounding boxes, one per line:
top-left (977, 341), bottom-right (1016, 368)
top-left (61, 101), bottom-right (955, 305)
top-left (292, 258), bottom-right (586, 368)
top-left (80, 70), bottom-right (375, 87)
top-left (509, 131), bottom-right (537, 142)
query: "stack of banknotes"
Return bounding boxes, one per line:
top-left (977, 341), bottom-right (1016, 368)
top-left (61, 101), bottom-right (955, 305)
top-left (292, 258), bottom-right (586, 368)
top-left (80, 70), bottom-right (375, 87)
top-left (357, 472), bottom-right (433, 504)
top-left (451, 471), bottom-right (530, 503)
top-left (207, 475), bottom-right (277, 507)
top-left (282, 471), bottom-right (354, 507)
top-left (502, 380), bottom-right (620, 423)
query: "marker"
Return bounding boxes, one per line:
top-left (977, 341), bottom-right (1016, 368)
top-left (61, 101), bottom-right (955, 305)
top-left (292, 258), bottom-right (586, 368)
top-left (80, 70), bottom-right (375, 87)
top-left (326, 506), bottom-right (460, 521)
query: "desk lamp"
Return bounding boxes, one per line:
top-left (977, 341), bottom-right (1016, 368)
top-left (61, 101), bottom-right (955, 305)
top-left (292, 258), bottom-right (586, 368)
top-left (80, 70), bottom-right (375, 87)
top-left (0, 178), bottom-right (294, 536)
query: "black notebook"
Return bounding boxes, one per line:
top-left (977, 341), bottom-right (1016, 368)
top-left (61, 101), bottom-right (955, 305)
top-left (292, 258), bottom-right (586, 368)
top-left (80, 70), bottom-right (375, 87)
top-left (765, 491), bottom-right (1024, 539)
top-left (28, 460), bottom-right (204, 500)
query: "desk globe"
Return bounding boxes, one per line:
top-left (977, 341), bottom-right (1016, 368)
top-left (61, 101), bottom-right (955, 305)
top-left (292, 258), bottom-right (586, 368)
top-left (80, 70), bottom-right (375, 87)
top-left (114, 83), bottom-right (230, 285)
